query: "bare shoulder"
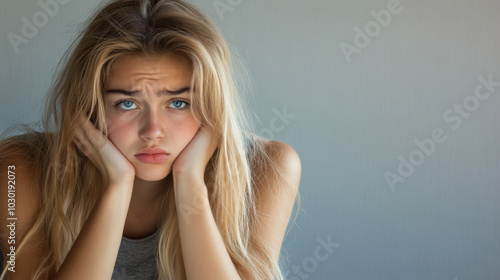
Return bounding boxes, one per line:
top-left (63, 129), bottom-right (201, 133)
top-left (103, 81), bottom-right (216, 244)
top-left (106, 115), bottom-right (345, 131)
top-left (248, 139), bottom-right (301, 263)
top-left (265, 140), bottom-right (301, 170)
top-left (0, 148), bottom-right (46, 278)
top-left (0, 149), bottom-right (41, 224)
top-left (254, 139), bottom-right (301, 191)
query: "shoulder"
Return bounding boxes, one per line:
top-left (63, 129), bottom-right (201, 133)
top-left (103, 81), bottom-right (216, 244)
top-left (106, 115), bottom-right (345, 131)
top-left (0, 131), bottom-right (50, 217)
top-left (0, 147), bottom-right (41, 229)
top-left (252, 139), bottom-right (301, 192)
top-left (263, 140), bottom-right (301, 171)
top-left (0, 148), bottom-right (47, 278)
top-left (246, 140), bottom-right (301, 263)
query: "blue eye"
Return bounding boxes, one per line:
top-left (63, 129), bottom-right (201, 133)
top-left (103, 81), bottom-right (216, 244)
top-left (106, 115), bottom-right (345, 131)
top-left (115, 100), bottom-right (137, 110)
top-left (112, 99), bottom-right (188, 112)
top-left (169, 100), bottom-right (188, 110)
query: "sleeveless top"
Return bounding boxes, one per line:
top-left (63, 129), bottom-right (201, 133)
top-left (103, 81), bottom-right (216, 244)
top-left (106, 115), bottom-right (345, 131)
top-left (0, 230), bottom-right (160, 278)
top-left (111, 229), bottom-right (160, 280)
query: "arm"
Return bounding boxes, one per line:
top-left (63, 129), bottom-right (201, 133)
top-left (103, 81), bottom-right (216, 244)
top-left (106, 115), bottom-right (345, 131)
top-left (171, 125), bottom-right (241, 279)
top-left (0, 154), bottom-right (133, 280)
top-left (171, 125), bottom-right (300, 279)
top-left (52, 183), bottom-right (133, 280)
top-left (247, 141), bottom-right (301, 264)
top-left (0, 116), bottom-right (135, 280)
top-left (174, 176), bottom-right (242, 280)
top-left (54, 118), bottom-right (136, 280)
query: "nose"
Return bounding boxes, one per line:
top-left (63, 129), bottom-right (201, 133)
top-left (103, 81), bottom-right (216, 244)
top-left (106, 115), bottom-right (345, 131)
top-left (139, 109), bottom-right (165, 141)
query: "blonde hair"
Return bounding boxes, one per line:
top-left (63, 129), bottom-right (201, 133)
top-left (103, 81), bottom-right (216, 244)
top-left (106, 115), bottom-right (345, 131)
top-left (0, 0), bottom-right (300, 279)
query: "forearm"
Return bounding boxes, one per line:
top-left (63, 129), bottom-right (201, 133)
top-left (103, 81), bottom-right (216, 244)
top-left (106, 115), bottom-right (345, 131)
top-left (52, 184), bottom-right (133, 280)
top-left (174, 177), bottom-right (242, 280)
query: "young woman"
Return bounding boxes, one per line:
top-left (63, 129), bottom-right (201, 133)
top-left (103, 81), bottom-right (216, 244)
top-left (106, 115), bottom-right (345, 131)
top-left (0, 0), bottom-right (301, 279)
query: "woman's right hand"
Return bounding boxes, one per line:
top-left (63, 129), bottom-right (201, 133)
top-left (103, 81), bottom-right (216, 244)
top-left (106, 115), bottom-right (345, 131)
top-left (73, 116), bottom-right (136, 186)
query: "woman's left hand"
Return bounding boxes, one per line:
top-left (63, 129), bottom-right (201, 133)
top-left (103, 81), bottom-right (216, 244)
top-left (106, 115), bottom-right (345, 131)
top-left (172, 124), bottom-right (219, 182)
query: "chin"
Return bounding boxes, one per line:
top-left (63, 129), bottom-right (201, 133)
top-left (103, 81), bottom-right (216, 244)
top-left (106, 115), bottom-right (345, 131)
top-left (134, 166), bottom-right (172, 182)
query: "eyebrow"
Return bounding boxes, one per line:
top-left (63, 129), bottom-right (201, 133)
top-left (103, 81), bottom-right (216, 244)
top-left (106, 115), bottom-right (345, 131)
top-left (105, 87), bottom-right (191, 97)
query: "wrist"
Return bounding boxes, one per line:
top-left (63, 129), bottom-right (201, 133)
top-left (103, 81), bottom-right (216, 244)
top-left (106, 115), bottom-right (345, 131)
top-left (172, 166), bottom-right (205, 180)
top-left (106, 179), bottom-right (135, 195)
top-left (101, 183), bottom-right (134, 211)
top-left (172, 171), bottom-right (204, 185)
top-left (173, 175), bottom-right (208, 198)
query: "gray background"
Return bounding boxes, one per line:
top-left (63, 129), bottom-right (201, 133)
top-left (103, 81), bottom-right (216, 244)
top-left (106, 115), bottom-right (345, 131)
top-left (1, 0), bottom-right (500, 279)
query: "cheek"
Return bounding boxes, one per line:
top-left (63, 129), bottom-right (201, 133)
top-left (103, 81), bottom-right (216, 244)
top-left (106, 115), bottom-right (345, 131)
top-left (106, 118), bottom-right (136, 147)
top-left (168, 117), bottom-right (200, 147)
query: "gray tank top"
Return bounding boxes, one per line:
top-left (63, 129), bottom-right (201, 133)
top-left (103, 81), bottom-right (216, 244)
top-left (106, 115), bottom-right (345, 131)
top-left (0, 230), bottom-right (159, 278)
top-left (111, 229), bottom-right (160, 280)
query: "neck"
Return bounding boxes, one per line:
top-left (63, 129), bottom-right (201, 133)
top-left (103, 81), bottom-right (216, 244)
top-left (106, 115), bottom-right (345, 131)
top-left (123, 176), bottom-right (170, 239)
top-left (130, 176), bottom-right (169, 209)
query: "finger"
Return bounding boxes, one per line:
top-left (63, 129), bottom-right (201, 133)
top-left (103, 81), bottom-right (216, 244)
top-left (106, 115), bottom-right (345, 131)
top-left (74, 117), bottom-right (90, 144)
top-left (81, 118), bottom-right (102, 145)
top-left (73, 134), bottom-right (93, 157)
top-left (73, 117), bottom-right (101, 157)
top-left (77, 116), bottom-right (107, 149)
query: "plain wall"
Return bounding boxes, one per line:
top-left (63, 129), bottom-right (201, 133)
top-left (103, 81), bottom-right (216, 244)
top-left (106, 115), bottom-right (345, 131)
top-left (1, 0), bottom-right (499, 279)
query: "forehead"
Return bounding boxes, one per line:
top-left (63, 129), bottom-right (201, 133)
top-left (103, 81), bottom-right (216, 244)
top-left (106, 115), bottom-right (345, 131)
top-left (105, 53), bottom-right (193, 89)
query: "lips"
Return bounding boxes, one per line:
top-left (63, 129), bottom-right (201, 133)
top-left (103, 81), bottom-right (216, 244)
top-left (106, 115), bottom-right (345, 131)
top-left (135, 147), bottom-right (170, 164)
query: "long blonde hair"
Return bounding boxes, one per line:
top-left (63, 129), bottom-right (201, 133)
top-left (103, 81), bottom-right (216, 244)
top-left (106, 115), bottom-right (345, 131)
top-left (0, 0), bottom-right (300, 279)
